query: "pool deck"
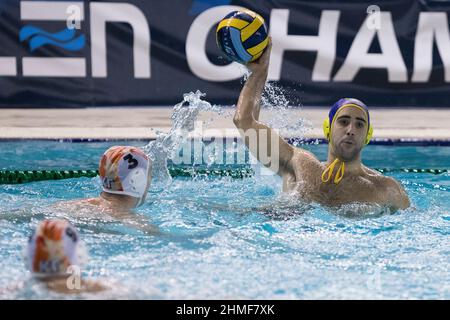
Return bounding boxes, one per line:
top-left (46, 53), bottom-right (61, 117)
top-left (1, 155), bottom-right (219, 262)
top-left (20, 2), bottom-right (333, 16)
top-left (0, 107), bottom-right (449, 140)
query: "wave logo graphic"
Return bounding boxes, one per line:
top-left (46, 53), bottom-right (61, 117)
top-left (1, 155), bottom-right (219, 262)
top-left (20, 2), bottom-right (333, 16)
top-left (19, 25), bottom-right (85, 52)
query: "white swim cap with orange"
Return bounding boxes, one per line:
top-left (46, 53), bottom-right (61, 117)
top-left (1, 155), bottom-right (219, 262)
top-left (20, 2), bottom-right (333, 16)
top-left (99, 146), bottom-right (151, 207)
top-left (26, 219), bottom-right (84, 276)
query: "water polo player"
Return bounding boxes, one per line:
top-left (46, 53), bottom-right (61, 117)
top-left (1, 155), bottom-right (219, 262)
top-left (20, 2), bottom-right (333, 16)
top-left (233, 38), bottom-right (410, 211)
top-left (57, 145), bottom-right (153, 211)
top-left (52, 146), bottom-right (158, 234)
top-left (26, 219), bottom-right (106, 293)
top-left (97, 146), bottom-right (153, 209)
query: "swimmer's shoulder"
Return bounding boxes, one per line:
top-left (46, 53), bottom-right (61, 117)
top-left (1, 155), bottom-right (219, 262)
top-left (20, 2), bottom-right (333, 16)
top-left (359, 166), bottom-right (397, 190)
top-left (362, 165), bottom-right (382, 177)
top-left (46, 278), bottom-right (108, 294)
top-left (85, 197), bottom-right (103, 205)
top-left (362, 167), bottom-right (398, 187)
top-left (369, 172), bottom-right (410, 209)
top-left (52, 197), bottom-right (102, 208)
top-left (291, 147), bottom-right (322, 171)
top-left (362, 166), bottom-right (400, 187)
top-left (282, 148), bottom-right (322, 183)
top-left (80, 279), bottom-right (109, 293)
top-left (378, 175), bottom-right (405, 193)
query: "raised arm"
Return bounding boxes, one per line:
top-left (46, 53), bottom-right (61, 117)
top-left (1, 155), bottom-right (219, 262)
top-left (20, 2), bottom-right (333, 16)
top-left (233, 39), bottom-right (294, 176)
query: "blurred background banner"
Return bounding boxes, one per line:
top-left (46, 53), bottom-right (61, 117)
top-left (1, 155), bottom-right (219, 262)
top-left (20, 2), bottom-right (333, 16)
top-left (1, 0), bottom-right (450, 108)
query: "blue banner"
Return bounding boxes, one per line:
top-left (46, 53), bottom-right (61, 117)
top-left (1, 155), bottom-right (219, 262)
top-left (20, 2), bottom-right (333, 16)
top-left (1, 0), bottom-right (450, 107)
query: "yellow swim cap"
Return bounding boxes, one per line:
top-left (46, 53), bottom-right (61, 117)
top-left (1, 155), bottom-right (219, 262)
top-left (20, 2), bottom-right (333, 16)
top-left (322, 98), bottom-right (373, 145)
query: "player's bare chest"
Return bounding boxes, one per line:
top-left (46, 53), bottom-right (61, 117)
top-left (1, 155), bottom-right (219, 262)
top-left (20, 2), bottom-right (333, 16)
top-left (315, 176), bottom-right (380, 205)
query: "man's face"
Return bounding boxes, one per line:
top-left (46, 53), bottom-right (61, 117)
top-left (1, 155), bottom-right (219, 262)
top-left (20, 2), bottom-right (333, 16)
top-left (330, 106), bottom-right (369, 161)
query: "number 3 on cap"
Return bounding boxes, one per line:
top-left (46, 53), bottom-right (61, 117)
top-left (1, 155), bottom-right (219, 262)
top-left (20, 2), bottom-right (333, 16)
top-left (123, 154), bottom-right (138, 169)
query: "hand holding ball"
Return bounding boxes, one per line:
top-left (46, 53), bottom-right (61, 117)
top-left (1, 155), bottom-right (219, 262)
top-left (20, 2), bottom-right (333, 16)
top-left (216, 9), bottom-right (269, 64)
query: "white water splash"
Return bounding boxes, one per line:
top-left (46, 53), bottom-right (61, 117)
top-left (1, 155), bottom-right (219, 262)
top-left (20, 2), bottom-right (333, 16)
top-left (242, 69), bottom-right (312, 136)
top-left (143, 76), bottom-right (313, 181)
top-left (262, 81), bottom-right (312, 135)
top-left (143, 91), bottom-right (219, 181)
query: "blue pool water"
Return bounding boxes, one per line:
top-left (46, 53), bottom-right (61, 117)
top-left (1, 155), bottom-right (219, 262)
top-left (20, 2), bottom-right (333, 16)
top-left (0, 141), bottom-right (449, 299)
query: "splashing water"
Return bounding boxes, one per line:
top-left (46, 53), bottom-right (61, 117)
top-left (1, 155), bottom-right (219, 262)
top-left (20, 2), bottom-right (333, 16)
top-left (143, 91), bottom-right (220, 181)
top-left (242, 70), bottom-right (312, 136)
top-left (143, 74), bottom-right (314, 182)
top-left (262, 81), bottom-right (312, 135)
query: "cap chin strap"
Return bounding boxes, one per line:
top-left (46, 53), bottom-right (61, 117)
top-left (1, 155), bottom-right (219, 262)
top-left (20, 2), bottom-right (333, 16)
top-left (102, 164), bottom-right (149, 208)
top-left (321, 158), bottom-right (345, 184)
top-left (135, 191), bottom-right (146, 207)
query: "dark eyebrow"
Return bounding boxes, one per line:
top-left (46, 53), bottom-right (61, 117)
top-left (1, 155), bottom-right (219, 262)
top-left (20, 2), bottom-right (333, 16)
top-left (356, 117), bottom-right (367, 123)
top-left (337, 115), bottom-right (367, 123)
